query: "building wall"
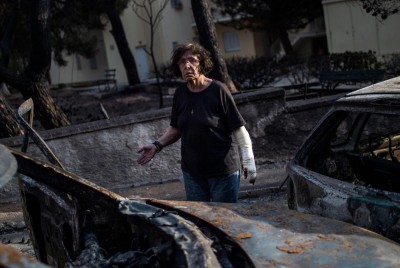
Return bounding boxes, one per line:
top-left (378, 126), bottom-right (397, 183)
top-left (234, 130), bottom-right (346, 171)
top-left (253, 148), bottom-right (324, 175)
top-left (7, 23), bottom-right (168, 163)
top-left (215, 25), bottom-right (257, 58)
top-left (49, 31), bottom-right (108, 86)
top-left (323, 0), bottom-right (400, 56)
top-left (49, 1), bottom-right (260, 86)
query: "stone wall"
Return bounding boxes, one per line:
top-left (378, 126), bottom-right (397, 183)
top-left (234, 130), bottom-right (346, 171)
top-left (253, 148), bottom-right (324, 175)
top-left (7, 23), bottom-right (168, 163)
top-left (0, 88), bottom-right (344, 202)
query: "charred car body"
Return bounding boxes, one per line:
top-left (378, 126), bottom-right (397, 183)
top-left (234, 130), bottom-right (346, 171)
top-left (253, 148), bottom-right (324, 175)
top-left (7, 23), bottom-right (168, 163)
top-left (287, 76), bottom-right (400, 243)
top-left (3, 82), bottom-right (400, 267)
top-left (7, 147), bottom-right (400, 267)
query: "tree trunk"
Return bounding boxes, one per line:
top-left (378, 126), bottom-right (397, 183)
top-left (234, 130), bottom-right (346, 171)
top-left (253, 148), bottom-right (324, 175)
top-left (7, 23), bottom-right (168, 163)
top-left (0, 0), bottom-right (70, 137)
top-left (191, 0), bottom-right (237, 92)
top-left (21, 82), bottom-right (71, 129)
top-left (277, 26), bottom-right (294, 56)
top-left (106, 7), bottom-right (141, 85)
top-left (0, 95), bottom-right (23, 138)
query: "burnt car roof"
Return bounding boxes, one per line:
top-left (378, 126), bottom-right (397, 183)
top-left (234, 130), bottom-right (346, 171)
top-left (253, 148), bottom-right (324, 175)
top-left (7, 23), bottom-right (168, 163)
top-left (8, 147), bottom-right (400, 267)
top-left (344, 76), bottom-right (400, 98)
top-left (330, 76), bottom-right (400, 112)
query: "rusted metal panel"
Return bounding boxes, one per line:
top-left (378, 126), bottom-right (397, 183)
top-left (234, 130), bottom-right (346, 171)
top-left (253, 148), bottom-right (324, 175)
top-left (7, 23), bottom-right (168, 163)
top-left (17, 98), bottom-right (65, 169)
top-left (151, 199), bottom-right (400, 267)
top-left (8, 145), bottom-right (400, 267)
top-left (0, 243), bottom-right (48, 267)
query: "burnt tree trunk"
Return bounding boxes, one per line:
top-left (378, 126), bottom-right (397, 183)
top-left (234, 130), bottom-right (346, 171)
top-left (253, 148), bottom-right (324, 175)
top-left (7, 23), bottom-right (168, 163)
top-left (277, 26), bottom-right (294, 56)
top-left (191, 0), bottom-right (237, 92)
top-left (22, 0), bottom-right (70, 128)
top-left (106, 6), bottom-right (141, 85)
top-left (0, 0), bottom-right (70, 136)
top-left (0, 95), bottom-right (23, 138)
top-left (0, 9), bottom-right (22, 138)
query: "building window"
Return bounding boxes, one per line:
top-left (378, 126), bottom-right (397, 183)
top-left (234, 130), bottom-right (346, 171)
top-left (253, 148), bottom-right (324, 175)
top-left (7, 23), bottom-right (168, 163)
top-left (171, 0), bottom-right (182, 10)
top-left (223, 32), bottom-right (240, 52)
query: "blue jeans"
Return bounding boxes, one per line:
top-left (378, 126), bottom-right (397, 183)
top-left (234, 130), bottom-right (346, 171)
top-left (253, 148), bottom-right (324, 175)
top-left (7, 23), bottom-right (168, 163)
top-left (182, 171), bottom-right (240, 203)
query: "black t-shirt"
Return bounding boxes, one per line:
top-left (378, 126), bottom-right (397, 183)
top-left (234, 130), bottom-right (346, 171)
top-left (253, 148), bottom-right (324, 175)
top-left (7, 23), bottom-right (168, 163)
top-left (170, 80), bottom-right (245, 177)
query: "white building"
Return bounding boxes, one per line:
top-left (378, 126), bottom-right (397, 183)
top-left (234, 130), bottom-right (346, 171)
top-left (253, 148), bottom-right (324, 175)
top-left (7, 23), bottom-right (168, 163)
top-left (49, 0), bottom-right (400, 88)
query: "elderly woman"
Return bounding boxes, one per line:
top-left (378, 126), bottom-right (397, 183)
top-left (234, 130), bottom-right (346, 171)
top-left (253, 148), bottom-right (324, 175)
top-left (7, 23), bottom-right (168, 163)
top-left (137, 43), bottom-right (256, 203)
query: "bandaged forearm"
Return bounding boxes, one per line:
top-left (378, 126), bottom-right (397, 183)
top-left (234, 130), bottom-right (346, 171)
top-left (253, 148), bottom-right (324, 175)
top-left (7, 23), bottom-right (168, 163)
top-left (233, 126), bottom-right (256, 183)
top-left (234, 126), bottom-right (254, 160)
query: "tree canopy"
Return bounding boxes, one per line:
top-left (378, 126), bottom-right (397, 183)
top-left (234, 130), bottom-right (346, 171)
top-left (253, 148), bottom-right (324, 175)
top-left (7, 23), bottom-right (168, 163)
top-left (0, 0), bottom-right (143, 138)
top-left (0, 0), bottom-right (106, 69)
top-left (211, 0), bottom-right (323, 55)
top-left (356, 0), bottom-right (399, 20)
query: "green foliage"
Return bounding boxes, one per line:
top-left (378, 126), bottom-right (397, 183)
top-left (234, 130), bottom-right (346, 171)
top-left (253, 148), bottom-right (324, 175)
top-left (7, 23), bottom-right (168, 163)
top-left (0, 2), bottom-right (30, 72)
top-left (0, 0), bottom-right (132, 69)
top-left (225, 56), bottom-right (280, 90)
top-left (157, 62), bottom-right (182, 87)
top-left (327, 51), bottom-right (382, 71)
top-left (280, 55), bottom-right (327, 84)
top-left (382, 53), bottom-right (400, 78)
top-left (145, 52), bottom-right (394, 91)
top-left (225, 51), bottom-right (388, 88)
top-left (211, 0), bottom-right (323, 31)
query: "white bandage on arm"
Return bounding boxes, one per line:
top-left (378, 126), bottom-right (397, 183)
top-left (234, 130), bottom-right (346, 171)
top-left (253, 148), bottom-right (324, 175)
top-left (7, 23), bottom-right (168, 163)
top-left (233, 126), bottom-right (256, 183)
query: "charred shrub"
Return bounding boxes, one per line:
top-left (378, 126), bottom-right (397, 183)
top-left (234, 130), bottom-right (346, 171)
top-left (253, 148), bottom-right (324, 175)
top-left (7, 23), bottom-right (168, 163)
top-left (327, 51), bottom-right (382, 71)
top-left (280, 55), bottom-right (329, 85)
top-left (382, 53), bottom-right (400, 78)
top-left (157, 63), bottom-right (181, 87)
top-left (226, 56), bottom-right (280, 91)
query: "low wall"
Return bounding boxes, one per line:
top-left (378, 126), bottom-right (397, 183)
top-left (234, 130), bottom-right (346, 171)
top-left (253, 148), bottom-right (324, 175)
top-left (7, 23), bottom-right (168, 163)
top-left (0, 88), bottom-right (343, 202)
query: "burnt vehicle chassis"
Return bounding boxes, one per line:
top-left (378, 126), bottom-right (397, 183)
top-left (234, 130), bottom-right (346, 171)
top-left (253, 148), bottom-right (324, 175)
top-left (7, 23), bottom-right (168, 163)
top-left (286, 77), bottom-right (400, 243)
top-left (13, 149), bottom-right (235, 267)
top-left (11, 148), bottom-right (400, 267)
top-left (7, 97), bottom-right (400, 267)
top-left (12, 99), bottom-right (233, 267)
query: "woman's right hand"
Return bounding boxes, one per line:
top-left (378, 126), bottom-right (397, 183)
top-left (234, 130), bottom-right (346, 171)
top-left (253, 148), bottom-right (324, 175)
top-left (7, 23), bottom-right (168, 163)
top-left (137, 144), bottom-right (158, 165)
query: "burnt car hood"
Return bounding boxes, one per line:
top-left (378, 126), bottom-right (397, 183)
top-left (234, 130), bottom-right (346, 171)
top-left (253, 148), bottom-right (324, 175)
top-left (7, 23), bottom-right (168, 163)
top-left (149, 199), bottom-right (400, 267)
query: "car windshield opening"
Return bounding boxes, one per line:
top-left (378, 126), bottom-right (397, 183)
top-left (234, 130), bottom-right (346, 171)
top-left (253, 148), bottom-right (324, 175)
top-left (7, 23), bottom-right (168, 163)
top-left (304, 112), bottom-right (400, 193)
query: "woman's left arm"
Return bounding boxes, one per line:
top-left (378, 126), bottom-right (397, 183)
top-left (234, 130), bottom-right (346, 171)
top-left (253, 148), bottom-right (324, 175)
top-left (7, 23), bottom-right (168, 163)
top-left (233, 126), bottom-right (257, 184)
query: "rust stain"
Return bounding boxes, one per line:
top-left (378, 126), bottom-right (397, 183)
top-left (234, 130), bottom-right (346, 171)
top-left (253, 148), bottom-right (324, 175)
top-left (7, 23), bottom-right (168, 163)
top-left (211, 218), bottom-right (229, 229)
top-left (0, 243), bottom-right (40, 266)
top-left (317, 234), bottom-right (333, 240)
top-left (235, 232), bottom-right (252, 240)
top-left (341, 241), bottom-right (353, 253)
top-left (276, 240), bottom-right (312, 254)
top-left (267, 259), bottom-right (279, 267)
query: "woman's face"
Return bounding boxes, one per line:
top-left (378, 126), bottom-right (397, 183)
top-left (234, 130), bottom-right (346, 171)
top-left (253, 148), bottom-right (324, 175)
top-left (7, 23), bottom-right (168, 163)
top-left (178, 51), bottom-right (201, 82)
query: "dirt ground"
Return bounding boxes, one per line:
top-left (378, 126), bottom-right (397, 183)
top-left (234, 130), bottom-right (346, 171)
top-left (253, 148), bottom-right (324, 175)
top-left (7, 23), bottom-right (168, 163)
top-left (7, 84), bottom-right (173, 128)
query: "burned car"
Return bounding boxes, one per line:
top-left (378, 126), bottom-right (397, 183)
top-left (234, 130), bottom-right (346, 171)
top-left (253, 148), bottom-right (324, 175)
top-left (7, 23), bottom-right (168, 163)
top-left (4, 95), bottom-right (400, 267)
top-left (6, 146), bottom-right (400, 267)
top-left (287, 76), bottom-right (400, 243)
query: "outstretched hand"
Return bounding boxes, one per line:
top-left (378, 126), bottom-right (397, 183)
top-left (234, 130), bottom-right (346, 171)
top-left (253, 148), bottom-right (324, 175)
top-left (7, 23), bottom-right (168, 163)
top-left (137, 144), bottom-right (158, 165)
